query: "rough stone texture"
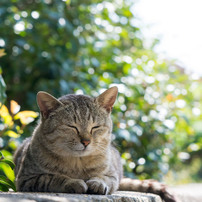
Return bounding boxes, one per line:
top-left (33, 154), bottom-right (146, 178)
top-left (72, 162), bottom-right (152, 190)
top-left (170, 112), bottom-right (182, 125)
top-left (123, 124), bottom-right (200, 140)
top-left (0, 191), bottom-right (162, 202)
top-left (1, 184), bottom-right (202, 202)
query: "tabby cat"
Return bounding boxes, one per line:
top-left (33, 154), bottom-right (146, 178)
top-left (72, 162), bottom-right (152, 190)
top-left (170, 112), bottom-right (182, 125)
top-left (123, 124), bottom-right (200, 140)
top-left (14, 87), bottom-right (176, 202)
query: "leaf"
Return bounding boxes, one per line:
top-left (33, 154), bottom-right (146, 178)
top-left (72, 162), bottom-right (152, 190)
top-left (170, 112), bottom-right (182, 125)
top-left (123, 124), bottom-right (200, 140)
top-left (0, 162), bottom-right (15, 182)
top-left (4, 130), bottom-right (20, 138)
top-left (0, 49), bottom-right (6, 57)
top-left (0, 151), bottom-right (4, 160)
top-left (0, 179), bottom-right (15, 191)
top-left (0, 71), bottom-right (7, 105)
top-left (64, 0), bottom-right (71, 5)
top-left (0, 159), bottom-right (15, 170)
top-left (0, 104), bottom-right (9, 116)
top-left (10, 100), bottom-right (20, 114)
top-left (0, 150), bottom-right (12, 160)
top-left (0, 175), bottom-right (16, 191)
top-left (15, 111), bottom-right (38, 118)
top-left (14, 110), bottom-right (38, 125)
top-left (0, 104), bottom-right (13, 126)
top-left (0, 183), bottom-right (9, 192)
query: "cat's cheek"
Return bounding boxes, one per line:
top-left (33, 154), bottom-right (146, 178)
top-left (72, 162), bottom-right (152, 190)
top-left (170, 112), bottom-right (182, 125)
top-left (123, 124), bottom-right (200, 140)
top-left (100, 130), bottom-right (111, 140)
top-left (92, 130), bottom-right (100, 137)
top-left (43, 121), bottom-right (57, 134)
top-left (92, 128), bottom-right (109, 137)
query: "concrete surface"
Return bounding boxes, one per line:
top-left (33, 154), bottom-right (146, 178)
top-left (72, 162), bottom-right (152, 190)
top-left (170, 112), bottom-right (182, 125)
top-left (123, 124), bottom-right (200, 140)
top-left (0, 184), bottom-right (202, 202)
top-left (0, 191), bottom-right (162, 202)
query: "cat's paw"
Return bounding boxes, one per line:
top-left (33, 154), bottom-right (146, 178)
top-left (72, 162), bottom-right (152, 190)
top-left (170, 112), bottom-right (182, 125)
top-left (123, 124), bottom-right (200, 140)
top-left (65, 179), bottom-right (88, 194)
top-left (86, 178), bottom-right (108, 195)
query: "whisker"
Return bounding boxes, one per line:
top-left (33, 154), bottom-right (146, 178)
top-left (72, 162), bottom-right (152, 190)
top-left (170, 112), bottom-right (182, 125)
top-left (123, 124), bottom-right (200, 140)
top-left (95, 148), bottom-right (106, 156)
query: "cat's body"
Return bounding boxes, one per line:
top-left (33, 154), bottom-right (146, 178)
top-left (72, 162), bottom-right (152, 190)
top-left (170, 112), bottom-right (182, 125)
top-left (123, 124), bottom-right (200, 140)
top-left (14, 87), bottom-right (176, 201)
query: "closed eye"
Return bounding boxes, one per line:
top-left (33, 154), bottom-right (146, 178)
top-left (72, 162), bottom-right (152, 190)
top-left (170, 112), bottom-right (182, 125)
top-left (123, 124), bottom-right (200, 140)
top-left (91, 126), bottom-right (101, 134)
top-left (67, 125), bottom-right (79, 134)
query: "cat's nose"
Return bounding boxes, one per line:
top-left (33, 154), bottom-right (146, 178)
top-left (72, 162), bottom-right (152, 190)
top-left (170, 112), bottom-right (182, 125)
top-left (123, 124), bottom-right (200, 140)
top-left (81, 139), bottom-right (91, 147)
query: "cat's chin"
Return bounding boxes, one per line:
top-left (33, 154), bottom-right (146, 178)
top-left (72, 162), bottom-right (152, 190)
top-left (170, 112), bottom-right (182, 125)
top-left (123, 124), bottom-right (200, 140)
top-left (64, 148), bottom-right (92, 157)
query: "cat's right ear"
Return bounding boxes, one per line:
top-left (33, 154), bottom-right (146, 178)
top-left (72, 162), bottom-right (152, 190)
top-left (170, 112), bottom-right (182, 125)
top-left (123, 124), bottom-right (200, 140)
top-left (37, 91), bottom-right (64, 119)
top-left (96, 86), bottom-right (118, 113)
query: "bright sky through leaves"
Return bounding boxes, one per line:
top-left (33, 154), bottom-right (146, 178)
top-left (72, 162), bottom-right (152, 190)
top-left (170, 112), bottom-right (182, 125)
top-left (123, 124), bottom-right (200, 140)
top-left (133, 0), bottom-right (202, 75)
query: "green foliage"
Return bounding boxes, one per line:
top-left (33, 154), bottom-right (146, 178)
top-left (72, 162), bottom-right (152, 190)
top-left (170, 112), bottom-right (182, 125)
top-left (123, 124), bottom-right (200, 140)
top-left (0, 0), bottom-right (202, 184)
top-left (0, 100), bottom-right (38, 191)
top-left (0, 48), bottom-right (16, 192)
top-left (0, 151), bottom-right (16, 191)
top-left (0, 49), bottom-right (7, 105)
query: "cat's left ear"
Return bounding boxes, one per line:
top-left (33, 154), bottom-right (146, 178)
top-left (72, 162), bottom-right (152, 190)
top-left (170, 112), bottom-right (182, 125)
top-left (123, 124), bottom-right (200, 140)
top-left (96, 86), bottom-right (118, 113)
top-left (37, 91), bottom-right (64, 119)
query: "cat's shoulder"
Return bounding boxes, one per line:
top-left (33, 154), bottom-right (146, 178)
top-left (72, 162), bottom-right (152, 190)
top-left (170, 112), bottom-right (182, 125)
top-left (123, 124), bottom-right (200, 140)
top-left (14, 137), bottom-right (31, 175)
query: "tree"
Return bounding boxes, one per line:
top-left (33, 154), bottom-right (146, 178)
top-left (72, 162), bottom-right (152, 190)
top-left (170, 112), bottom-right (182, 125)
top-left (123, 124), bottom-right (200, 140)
top-left (0, 0), bottom-right (202, 182)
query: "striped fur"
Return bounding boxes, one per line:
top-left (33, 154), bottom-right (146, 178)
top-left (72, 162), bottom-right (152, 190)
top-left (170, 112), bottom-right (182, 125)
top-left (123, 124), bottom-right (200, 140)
top-left (14, 87), bottom-right (122, 194)
top-left (14, 87), bottom-right (176, 201)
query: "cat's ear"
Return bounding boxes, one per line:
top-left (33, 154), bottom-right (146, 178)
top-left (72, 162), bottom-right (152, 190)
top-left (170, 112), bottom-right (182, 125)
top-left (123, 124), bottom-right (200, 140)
top-left (37, 91), bottom-right (64, 119)
top-left (96, 86), bottom-right (118, 113)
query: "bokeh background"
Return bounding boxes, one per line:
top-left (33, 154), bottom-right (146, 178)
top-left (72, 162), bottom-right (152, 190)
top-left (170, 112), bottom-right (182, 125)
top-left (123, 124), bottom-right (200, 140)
top-left (0, 0), bottom-right (202, 189)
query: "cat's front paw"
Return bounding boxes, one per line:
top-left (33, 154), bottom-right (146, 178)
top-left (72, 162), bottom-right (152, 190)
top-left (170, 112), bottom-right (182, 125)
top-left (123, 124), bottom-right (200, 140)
top-left (65, 179), bottom-right (88, 194)
top-left (86, 178), bottom-right (108, 195)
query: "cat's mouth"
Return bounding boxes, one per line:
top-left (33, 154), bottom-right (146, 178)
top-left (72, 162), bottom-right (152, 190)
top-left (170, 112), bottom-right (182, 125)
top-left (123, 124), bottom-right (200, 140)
top-left (65, 143), bottom-right (92, 156)
top-left (71, 142), bottom-right (90, 152)
top-left (70, 146), bottom-right (87, 153)
top-left (69, 146), bottom-right (92, 157)
top-left (74, 148), bottom-right (86, 152)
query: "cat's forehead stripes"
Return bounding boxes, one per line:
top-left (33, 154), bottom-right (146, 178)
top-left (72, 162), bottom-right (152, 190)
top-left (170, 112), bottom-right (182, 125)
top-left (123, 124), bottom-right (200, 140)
top-left (59, 94), bottom-right (97, 125)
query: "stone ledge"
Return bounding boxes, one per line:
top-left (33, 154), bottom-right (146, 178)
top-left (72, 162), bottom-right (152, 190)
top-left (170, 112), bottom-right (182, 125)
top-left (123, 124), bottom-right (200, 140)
top-left (1, 184), bottom-right (202, 202)
top-left (0, 191), bottom-right (162, 202)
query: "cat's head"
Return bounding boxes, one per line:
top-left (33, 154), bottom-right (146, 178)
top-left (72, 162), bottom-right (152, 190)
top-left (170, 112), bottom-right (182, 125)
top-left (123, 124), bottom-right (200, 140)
top-left (36, 87), bottom-right (118, 157)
